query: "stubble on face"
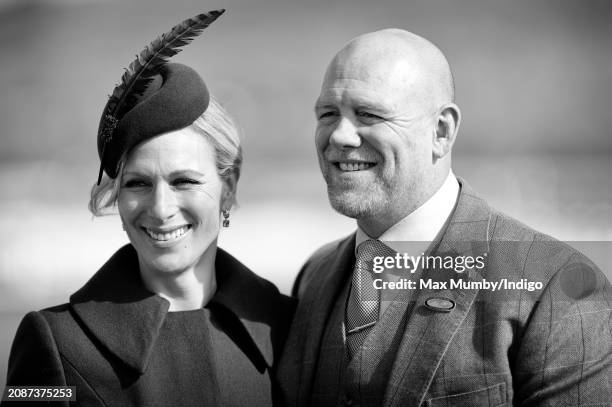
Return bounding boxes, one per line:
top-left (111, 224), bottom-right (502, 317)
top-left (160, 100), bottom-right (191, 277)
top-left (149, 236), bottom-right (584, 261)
top-left (315, 30), bottom-right (457, 236)
top-left (321, 158), bottom-right (395, 220)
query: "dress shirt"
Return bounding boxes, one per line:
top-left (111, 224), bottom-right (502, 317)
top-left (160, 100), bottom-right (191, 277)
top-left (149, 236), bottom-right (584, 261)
top-left (354, 170), bottom-right (460, 315)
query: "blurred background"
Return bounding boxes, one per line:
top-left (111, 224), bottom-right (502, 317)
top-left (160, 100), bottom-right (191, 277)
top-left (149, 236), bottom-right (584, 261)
top-left (1, 0), bottom-right (611, 386)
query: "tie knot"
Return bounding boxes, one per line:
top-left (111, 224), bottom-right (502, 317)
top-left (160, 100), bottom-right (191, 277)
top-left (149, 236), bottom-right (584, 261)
top-left (356, 239), bottom-right (395, 272)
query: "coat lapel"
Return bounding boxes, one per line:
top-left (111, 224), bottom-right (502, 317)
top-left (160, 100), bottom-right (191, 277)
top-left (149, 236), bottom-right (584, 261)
top-left (383, 179), bottom-right (493, 407)
top-left (70, 245), bottom-right (169, 374)
top-left (210, 248), bottom-right (287, 369)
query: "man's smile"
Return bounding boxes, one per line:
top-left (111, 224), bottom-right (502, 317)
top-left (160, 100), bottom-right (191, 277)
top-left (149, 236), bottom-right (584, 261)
top-left (336, 161), bottom-right (376, 171)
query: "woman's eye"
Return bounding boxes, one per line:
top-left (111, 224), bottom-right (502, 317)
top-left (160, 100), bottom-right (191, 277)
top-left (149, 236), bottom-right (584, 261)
top-left (123, 180), bottom-right (149, 188)
top-left (173, 178), bottom-right (201, 187)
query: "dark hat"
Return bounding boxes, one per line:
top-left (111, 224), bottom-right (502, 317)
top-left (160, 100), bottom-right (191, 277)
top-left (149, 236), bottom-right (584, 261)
top-left (98, 63), bottom-right (209, 179)
top-left (96, 10), bottom-right (224, 184)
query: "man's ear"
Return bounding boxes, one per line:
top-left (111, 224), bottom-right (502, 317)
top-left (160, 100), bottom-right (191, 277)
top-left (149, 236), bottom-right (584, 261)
top-left (432, 103), bottom-right (461, 159)
top-left (221, 171), bottom-right (238, 210)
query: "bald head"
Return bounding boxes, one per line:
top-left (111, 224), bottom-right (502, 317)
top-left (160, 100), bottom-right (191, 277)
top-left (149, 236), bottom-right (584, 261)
top-left (323, 29), bottom-right (455, 112)
top-left (314, 29), bottom-right (461, 235)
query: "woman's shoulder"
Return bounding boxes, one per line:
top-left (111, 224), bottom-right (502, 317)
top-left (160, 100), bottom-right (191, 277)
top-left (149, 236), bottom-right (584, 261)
top-left (15, 305), bottom-right (78, 348)
top-left (5, 309), bottom-right (68, 386)
top-left (13, 244), bottom-right (160, 358)
top-left (14, 306), bottom-right (69, 337)
top-left (7, 303), bottom-right (92, 384)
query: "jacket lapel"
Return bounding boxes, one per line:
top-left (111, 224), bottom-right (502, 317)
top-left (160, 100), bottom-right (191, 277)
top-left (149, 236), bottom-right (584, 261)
top-left (281, 235), bottom-right (355, 407)
top-left (383, 179), bottom-right (493, 407)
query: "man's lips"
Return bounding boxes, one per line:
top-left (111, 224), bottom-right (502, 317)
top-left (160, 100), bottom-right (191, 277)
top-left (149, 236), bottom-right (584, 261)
top-left (332, 160), bottom-right (377, 172)
top-left (141, 225), bottom-right (192, 242)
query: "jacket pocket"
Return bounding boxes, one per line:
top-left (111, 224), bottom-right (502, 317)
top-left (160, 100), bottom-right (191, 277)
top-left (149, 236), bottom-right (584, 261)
top-left (425, 382), bottom-right (506, 407)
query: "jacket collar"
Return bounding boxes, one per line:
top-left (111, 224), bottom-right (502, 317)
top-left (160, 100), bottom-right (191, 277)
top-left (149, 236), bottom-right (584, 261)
top-left (70, 245), bottom-right (274, 374)
top-left (383, 177), bottom-right (493, 407)
top-left (433, 176), bottom-right (491, 266)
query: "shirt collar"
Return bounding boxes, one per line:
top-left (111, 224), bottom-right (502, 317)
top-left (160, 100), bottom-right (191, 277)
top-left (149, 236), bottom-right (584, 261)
top-left (356, 170), bottom-right (459, 252)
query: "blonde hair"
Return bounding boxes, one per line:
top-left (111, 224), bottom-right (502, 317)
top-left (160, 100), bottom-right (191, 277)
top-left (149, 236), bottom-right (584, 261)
top-left (88, 97), bottom-right (243, 216)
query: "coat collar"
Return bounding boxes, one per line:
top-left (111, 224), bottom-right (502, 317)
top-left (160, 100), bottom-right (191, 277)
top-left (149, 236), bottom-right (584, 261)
top-left (70, 245), bottom-right (276, 374)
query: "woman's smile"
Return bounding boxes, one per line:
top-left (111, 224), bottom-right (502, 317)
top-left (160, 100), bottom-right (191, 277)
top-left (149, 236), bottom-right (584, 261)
top-left (118, 127), bottom-right (228, 275)
top-left (141, 224), bottom-right (193, 243)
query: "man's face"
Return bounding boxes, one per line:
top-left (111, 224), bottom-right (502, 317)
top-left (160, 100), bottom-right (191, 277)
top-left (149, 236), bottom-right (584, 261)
top-left (315, 55), bottom-right (436, 231)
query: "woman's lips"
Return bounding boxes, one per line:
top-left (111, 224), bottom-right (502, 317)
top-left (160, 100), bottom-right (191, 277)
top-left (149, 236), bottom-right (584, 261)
top-left (141, 225), bottom-right (191, 242)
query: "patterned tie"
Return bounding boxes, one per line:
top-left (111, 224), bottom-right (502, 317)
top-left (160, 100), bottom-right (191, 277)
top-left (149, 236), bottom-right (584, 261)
top-left (345, 239), bottom-right (394, 358)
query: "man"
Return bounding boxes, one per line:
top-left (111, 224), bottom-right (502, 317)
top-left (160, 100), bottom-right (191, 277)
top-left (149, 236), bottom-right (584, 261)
top-left (278, 29), bottom-right (611, 406)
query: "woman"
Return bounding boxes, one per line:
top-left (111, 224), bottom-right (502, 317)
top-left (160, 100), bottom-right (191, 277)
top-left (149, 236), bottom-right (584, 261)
top-left (3, 11), bottom-right (293, 407)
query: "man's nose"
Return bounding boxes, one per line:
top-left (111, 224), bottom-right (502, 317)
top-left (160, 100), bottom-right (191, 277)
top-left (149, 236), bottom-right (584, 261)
top-left (148, 183), bottom-right (177, 221)
top-left (329, 117), bottom-right (361, 148)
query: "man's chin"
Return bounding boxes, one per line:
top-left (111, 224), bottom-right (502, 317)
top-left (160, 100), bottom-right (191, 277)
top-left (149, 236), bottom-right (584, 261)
top-left (327, 189), bottom-right (377, 219)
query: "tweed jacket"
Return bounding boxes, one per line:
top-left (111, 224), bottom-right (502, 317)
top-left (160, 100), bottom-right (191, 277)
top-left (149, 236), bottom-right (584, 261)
top-left (277, 179), bottom-right (612, 406)
top-left (3, 245), bottom-right (294, 406)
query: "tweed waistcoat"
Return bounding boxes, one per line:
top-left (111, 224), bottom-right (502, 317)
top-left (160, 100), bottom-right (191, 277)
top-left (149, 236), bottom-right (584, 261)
top-left (311, 272), bottom-right (422, 406)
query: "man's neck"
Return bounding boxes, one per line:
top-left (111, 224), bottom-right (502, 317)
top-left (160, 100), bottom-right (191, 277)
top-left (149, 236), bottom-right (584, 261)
top-left (356, 171), bottom-right (459, 243)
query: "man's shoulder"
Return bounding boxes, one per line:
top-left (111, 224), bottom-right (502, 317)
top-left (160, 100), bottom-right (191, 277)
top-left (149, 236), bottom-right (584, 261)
top-left (457, 178), bottom-right (579, 254)
top-left (480, 200), bottom-right (605, 295)
top-left (306, 235), bottom-right (354, 266)
top-left (292, 234), bottom-right (354, 298)
top-left (454, 180), bottom-right (601, 283)
top-left (489, 208), bottom-right (546, 241)
top-left (489, 206), bottom-right (578, 257)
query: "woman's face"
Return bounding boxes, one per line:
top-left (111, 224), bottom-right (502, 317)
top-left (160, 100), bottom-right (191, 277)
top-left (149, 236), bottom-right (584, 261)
top-left (118, 127), bottom-right (232, 275)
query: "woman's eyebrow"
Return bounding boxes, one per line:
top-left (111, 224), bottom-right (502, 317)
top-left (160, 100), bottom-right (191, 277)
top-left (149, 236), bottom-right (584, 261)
top-left (122, 170), bottom-right (206, 178)
top-left (168, 169), bottom-right (206, 178)
top-left (122, 171), bottom-right (146, 178)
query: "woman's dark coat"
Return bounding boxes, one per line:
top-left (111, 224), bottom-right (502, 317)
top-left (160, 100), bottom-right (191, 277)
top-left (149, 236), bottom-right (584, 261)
top-left (3, 245), bottom-right (295, 406)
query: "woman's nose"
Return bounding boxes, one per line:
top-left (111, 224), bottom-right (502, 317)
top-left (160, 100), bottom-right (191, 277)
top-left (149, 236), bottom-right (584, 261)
top-left (148, 183), bottom-right (177, 220)
top-left (329, 117), bottom-right (361, 148)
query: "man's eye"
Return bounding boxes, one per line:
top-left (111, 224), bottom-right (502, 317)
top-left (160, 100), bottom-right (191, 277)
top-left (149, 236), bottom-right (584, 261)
top-left (357, 111), bottom-right (383, 121)
top-left (318, 111), bottom-right (338, 121)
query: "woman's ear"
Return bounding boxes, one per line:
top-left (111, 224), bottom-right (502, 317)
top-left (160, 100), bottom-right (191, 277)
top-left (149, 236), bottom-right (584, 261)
top-left (432, 103), bottom-right (461, 159)
top-left (220, 170), bottom-right (238, 210)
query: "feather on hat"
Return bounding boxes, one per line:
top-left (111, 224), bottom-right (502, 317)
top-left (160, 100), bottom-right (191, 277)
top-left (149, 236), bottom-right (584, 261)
top-left (96, 9), bottom-right (225, 184)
